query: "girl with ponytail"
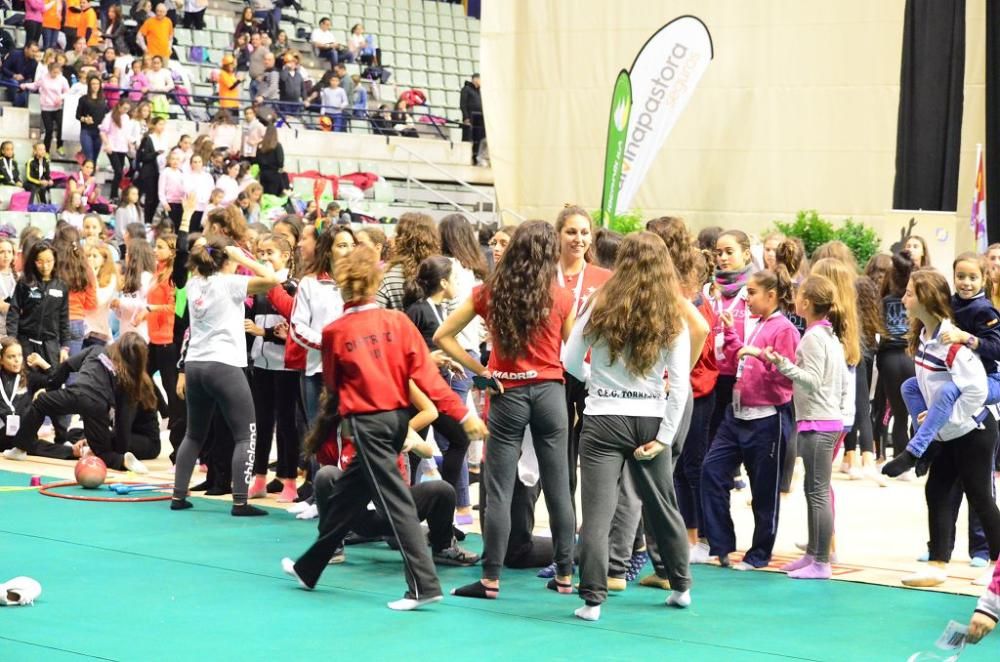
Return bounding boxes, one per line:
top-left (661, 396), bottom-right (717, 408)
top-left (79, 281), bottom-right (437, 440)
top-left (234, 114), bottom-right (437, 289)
top-left (756, 275), bottom-right (854, 579)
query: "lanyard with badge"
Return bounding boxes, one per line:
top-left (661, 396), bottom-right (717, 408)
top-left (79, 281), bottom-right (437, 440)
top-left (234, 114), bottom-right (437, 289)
top-left (714, 287), bottom-right (758, 361)
top-left (557, 263), bottom-right (587, 314)
top-left (0, 374), bottom-right (20, 436)
top-left (732, 311), bottom-right (781, 412)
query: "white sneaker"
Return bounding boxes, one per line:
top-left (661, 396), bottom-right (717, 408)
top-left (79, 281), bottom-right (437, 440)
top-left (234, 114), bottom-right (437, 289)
top-left (896, 469), bottom-right (916, 482)
top-left (689, 542), bottom-right (712, 564)
top-left (732, 561), bottom-right (756, 571)
top-left (295, 503), bottom-right (319, 520)
top-left (286, 501), bottom-right (309, 515)
top-left (848, 466), bottom-right (863, 481)
top-left (666, 590), bottom-right (691, 608)
top-left (124, 452), bottom-right (148, 474)
top-left (0, 576), bottom-right (42, 605)
top-left (865, 466), bottom-right (888, 487)
top-left (281, 558), bottom-right (313, 591)
top-left (387, 595), bottom-right (443, 611)
top-left (2, 447), bottom-right (27, 461)
top-left (839, 461), bottom-right (851, 474)
top-left (973, 564), bottom-right (995, 586)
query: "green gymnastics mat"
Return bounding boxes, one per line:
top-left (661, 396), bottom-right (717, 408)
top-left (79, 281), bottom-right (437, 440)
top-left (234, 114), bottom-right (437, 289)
top-left (0, 470), bottom-right (996, 661)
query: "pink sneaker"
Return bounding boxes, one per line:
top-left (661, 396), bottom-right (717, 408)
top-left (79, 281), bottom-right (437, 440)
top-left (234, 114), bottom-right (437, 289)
top-left (788, 562), bottom-right (832, 580)
top-left (276, 479), bottom-right (298, 503)
top-left (248, 476), bottom-right (268, 500)
top-left (781, 554), bottom-right (814, 573)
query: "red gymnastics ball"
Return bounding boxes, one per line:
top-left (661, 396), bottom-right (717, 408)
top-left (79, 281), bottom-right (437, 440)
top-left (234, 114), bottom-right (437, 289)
top-left (74, 456), bottom-right (107, 489)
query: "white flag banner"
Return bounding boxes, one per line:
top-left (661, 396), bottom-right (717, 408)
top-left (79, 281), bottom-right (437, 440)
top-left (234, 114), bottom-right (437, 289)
top-left (615, 16), bottom-right (713, 215)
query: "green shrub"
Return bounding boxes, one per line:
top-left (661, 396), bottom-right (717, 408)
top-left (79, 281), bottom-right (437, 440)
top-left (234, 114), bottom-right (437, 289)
top-left (773, 210), bottom-right (880, 269)
top-left (594, 210), bottom-right (645, 235)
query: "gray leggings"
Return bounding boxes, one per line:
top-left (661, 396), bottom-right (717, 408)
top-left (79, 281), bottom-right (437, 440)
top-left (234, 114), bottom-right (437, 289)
top-left (578, 414), bottom-right (691, 605)
top-left (482, 381), bottom-right (575, 580)
top-left (798, 430), bottom-right (840, 563)
top-left (172, 362), bottom-right (257, 504)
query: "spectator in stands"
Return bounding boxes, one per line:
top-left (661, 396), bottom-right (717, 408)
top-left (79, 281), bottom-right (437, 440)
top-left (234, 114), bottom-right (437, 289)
top-left (278, 53), bottom-right (304, 114)
top-left (209, 111), bottom-right (241, 157)
top-left (241, 106), bottom-right (266, 159)
top-left (61, 191), bottom-right (88, 226)
top-left (460, 73), bottom-right (485, 166)
top-left (320, 75), bottom-right (348, 133)
top-left (311, 17), bottom-right (350, 67)
top-left (97, 46), bottom-right (120, 80)
top-left (66, 159), bottom-right (100, 209)
top-left (254, 123), bottom-right (287, 196)
top-left (247, 32), bottom-right (268, 96)
top-left (271, 29), bottom-right (289, 57)
top-left (158, 147), bottom-right (185, 228)
top-left (253, 52), bottom-right (279, 121)
top-left (77, 0), bottom-right (101, 47)
top-left (234, 33), bottom-right (252, 72)
top-left (215, 159), bottom-right (240, 205)
top-left (100, 99), bottom-right (135, 201)
top-left (21, 62), bottom-right (71, 157)
top-left (63, 0), bottom-right (84, 48)
top-left (24, 0), bottom-right (45, 47)
top-left (333, 62), bottom-right (353, 98)
top-left (181, 0), bottom-right (207, 30)
top-left (251, 0), bottom-right (280, 39)
top-left (1, 41), bottom-right (40, 108)
top-left (391, 98), bottom-right (418, 138)
top-left (0, 141), bottom-right (23, 189)
top-left (105, 72), bottom-right (122, 105)
top-left (144, 54), bottom-right (174, 117)
top-left (208, 147), bottom-right (227, 177)
top-left (138, 3), bottom-right (174, 60)
top-left (347, 23), bottom-right (376, 65)
top-left (65, 37), bottom-right (88, 68)
top-left (371, 103), bottom-right (395, 136)
top-left (216, 54), bottom-right (244, 118)
top-left (125, 58), bottom-right (149, 102)
top-left (76, 73), bottom-right (107, 165)
top-left (135, 115), bottom-right (168, 223)
top-left (234, 6), bottom-right (262, 42)
top-left (102, 4), bottom-right (128, 54)
top-left (25, 142), bottom-right (54, 205)
top-left (41, 0), bottom-right (63, 50)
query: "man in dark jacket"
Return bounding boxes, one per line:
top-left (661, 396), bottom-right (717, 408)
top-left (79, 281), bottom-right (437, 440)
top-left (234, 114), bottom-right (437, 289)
top-left (1, 41), bottom-right (39, 108)
top-left (460, 74), bottom-right (484, 165)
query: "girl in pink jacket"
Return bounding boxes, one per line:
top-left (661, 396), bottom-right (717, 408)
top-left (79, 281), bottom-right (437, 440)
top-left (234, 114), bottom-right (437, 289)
top-left (20, 62), bottom-right (70, 156)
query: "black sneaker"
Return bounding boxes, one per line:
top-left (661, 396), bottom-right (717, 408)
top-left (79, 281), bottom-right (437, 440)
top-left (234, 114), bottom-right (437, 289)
top-left (433, 541), bottom-right (480, 567)
top-left (266, 478), bottom-right (283, 493)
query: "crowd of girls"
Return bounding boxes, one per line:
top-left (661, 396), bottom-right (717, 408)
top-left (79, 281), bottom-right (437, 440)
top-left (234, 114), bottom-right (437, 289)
top-left (0, 202), bottom-right (998, 643)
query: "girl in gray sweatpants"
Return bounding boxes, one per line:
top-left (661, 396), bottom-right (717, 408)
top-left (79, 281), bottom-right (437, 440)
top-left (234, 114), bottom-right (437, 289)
top-left (563, 231), bottom-right (695, 622)
top-left (754, 274), bottom-right (856, 580)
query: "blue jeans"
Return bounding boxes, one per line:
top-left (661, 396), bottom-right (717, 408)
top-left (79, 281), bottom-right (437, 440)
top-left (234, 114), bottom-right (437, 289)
top-left (301, 372), bottom-right (324, 425)
top-left (80, 128), bottom-right (101, 167)
top-left (42, 27), bottom-right (60, 50)
top-left (901, 374), bottom-right (1000, 456)
top-left (433, 350), bottom-right (476, 508)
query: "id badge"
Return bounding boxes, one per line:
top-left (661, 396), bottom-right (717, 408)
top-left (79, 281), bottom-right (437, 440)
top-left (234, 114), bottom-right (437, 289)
top-left (714, 332), bottom-right (725, 361)
top-left (6, 414), bottom-right (19, 436)
top-left (731, 387), bottom-right (741, 414)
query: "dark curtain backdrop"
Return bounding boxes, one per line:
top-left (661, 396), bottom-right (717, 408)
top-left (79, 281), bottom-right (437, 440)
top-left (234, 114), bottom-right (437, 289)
top-left (987, 0), bottom-right (1000, 241)
top-left (892, 0), bottom-right (966, 212)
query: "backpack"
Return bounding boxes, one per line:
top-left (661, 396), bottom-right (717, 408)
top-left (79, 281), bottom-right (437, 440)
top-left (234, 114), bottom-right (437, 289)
top-left (187, 46), bottom-right (208, 64)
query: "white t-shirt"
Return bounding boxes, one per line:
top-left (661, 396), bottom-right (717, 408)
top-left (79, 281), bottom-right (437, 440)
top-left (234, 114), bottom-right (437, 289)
top-left (311, 28), bottom-right (339, 48)
top-left (186, 273), bottom-right (250, 368)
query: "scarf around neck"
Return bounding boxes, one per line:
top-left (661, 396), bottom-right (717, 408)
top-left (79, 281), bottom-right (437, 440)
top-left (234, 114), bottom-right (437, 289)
top-left (714, 265), bottom-right (753, 300)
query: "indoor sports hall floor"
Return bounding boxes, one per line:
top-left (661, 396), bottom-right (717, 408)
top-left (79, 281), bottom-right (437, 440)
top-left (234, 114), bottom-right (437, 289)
top-left (1, 455), bottom-right (998, 660)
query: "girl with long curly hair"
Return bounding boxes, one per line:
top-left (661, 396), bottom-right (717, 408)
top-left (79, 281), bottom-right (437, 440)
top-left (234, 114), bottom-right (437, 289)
top-left (565, 231), bottom-right (693, 621)
top-left (435, 220), bottom-right (577, 600)
top-left (376, 212), bottom-right (440, 311)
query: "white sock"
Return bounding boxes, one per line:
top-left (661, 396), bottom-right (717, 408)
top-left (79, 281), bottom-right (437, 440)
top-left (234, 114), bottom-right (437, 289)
top-left (574, 604), bottom-right (601, 621)
top-left (281, 557), bottom-right (312, 590)
top-left (287, 501), bottom-right (309, 514)
top-left (296, 503), bottom-right (319, 520)
top-left (666, 590), bottom-right (691, 608)
top-left (2, 447), bottom-right (27, 461)
top-left (124, 452), bottom-right (148, 474)
top-left (387, 595), bottom-right (443, 611)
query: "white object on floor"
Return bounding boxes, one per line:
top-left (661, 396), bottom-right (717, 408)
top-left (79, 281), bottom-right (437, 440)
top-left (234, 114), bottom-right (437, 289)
top-left (295, 503), bottom-right (319, 520)
top-left (287, 501), bottom-right (309, 515)
top-left (2, 447), bottom-right (27, 461)
top-left (281, 558), bottom-right (312, 591)
top-left (387, 595), bottom-right (443, 611)
top-left (124, 452), bottom-right (148, 474)
top-left (901, 567), bottom-right (947, 587)
top-left (972, 564), bottom-right (995, 586)
top-left (666, 590), bottom-right (691, 608)
top-left (0, 576), bottom-right (42, 606)
top-left (689, 542), bottom-right (712, 564)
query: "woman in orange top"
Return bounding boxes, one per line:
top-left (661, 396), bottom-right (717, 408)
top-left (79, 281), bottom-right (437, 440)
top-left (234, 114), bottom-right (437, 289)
top-left (41, 0), bottom-right (64, 51)
top-left (62, 0), bottom-right (81, 48)
top-left (76, 0), bottom-right (100, 47)
top-left (147, 232), bottom-right (179, 451)
top-left (217, 54), bottom-right (244, 117)
top-left (54, 224), bottom-right (96, 357)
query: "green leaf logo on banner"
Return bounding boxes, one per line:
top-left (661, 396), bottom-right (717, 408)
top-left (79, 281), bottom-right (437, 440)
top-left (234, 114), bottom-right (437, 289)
top-left (600, 70), bottom-right (633, 228)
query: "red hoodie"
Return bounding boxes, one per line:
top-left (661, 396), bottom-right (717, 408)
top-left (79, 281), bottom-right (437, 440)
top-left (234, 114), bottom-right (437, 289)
top-left (322, 299), bottom-right (468, 422)
top-left (267, 284), bottom-right (306, 371)
top-left (691, 295), bottom-right (720, 398)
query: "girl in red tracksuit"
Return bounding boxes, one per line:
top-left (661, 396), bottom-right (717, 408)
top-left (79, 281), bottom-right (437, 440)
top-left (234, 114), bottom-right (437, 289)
top-left (282, 246), bottom-right (487, 612)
